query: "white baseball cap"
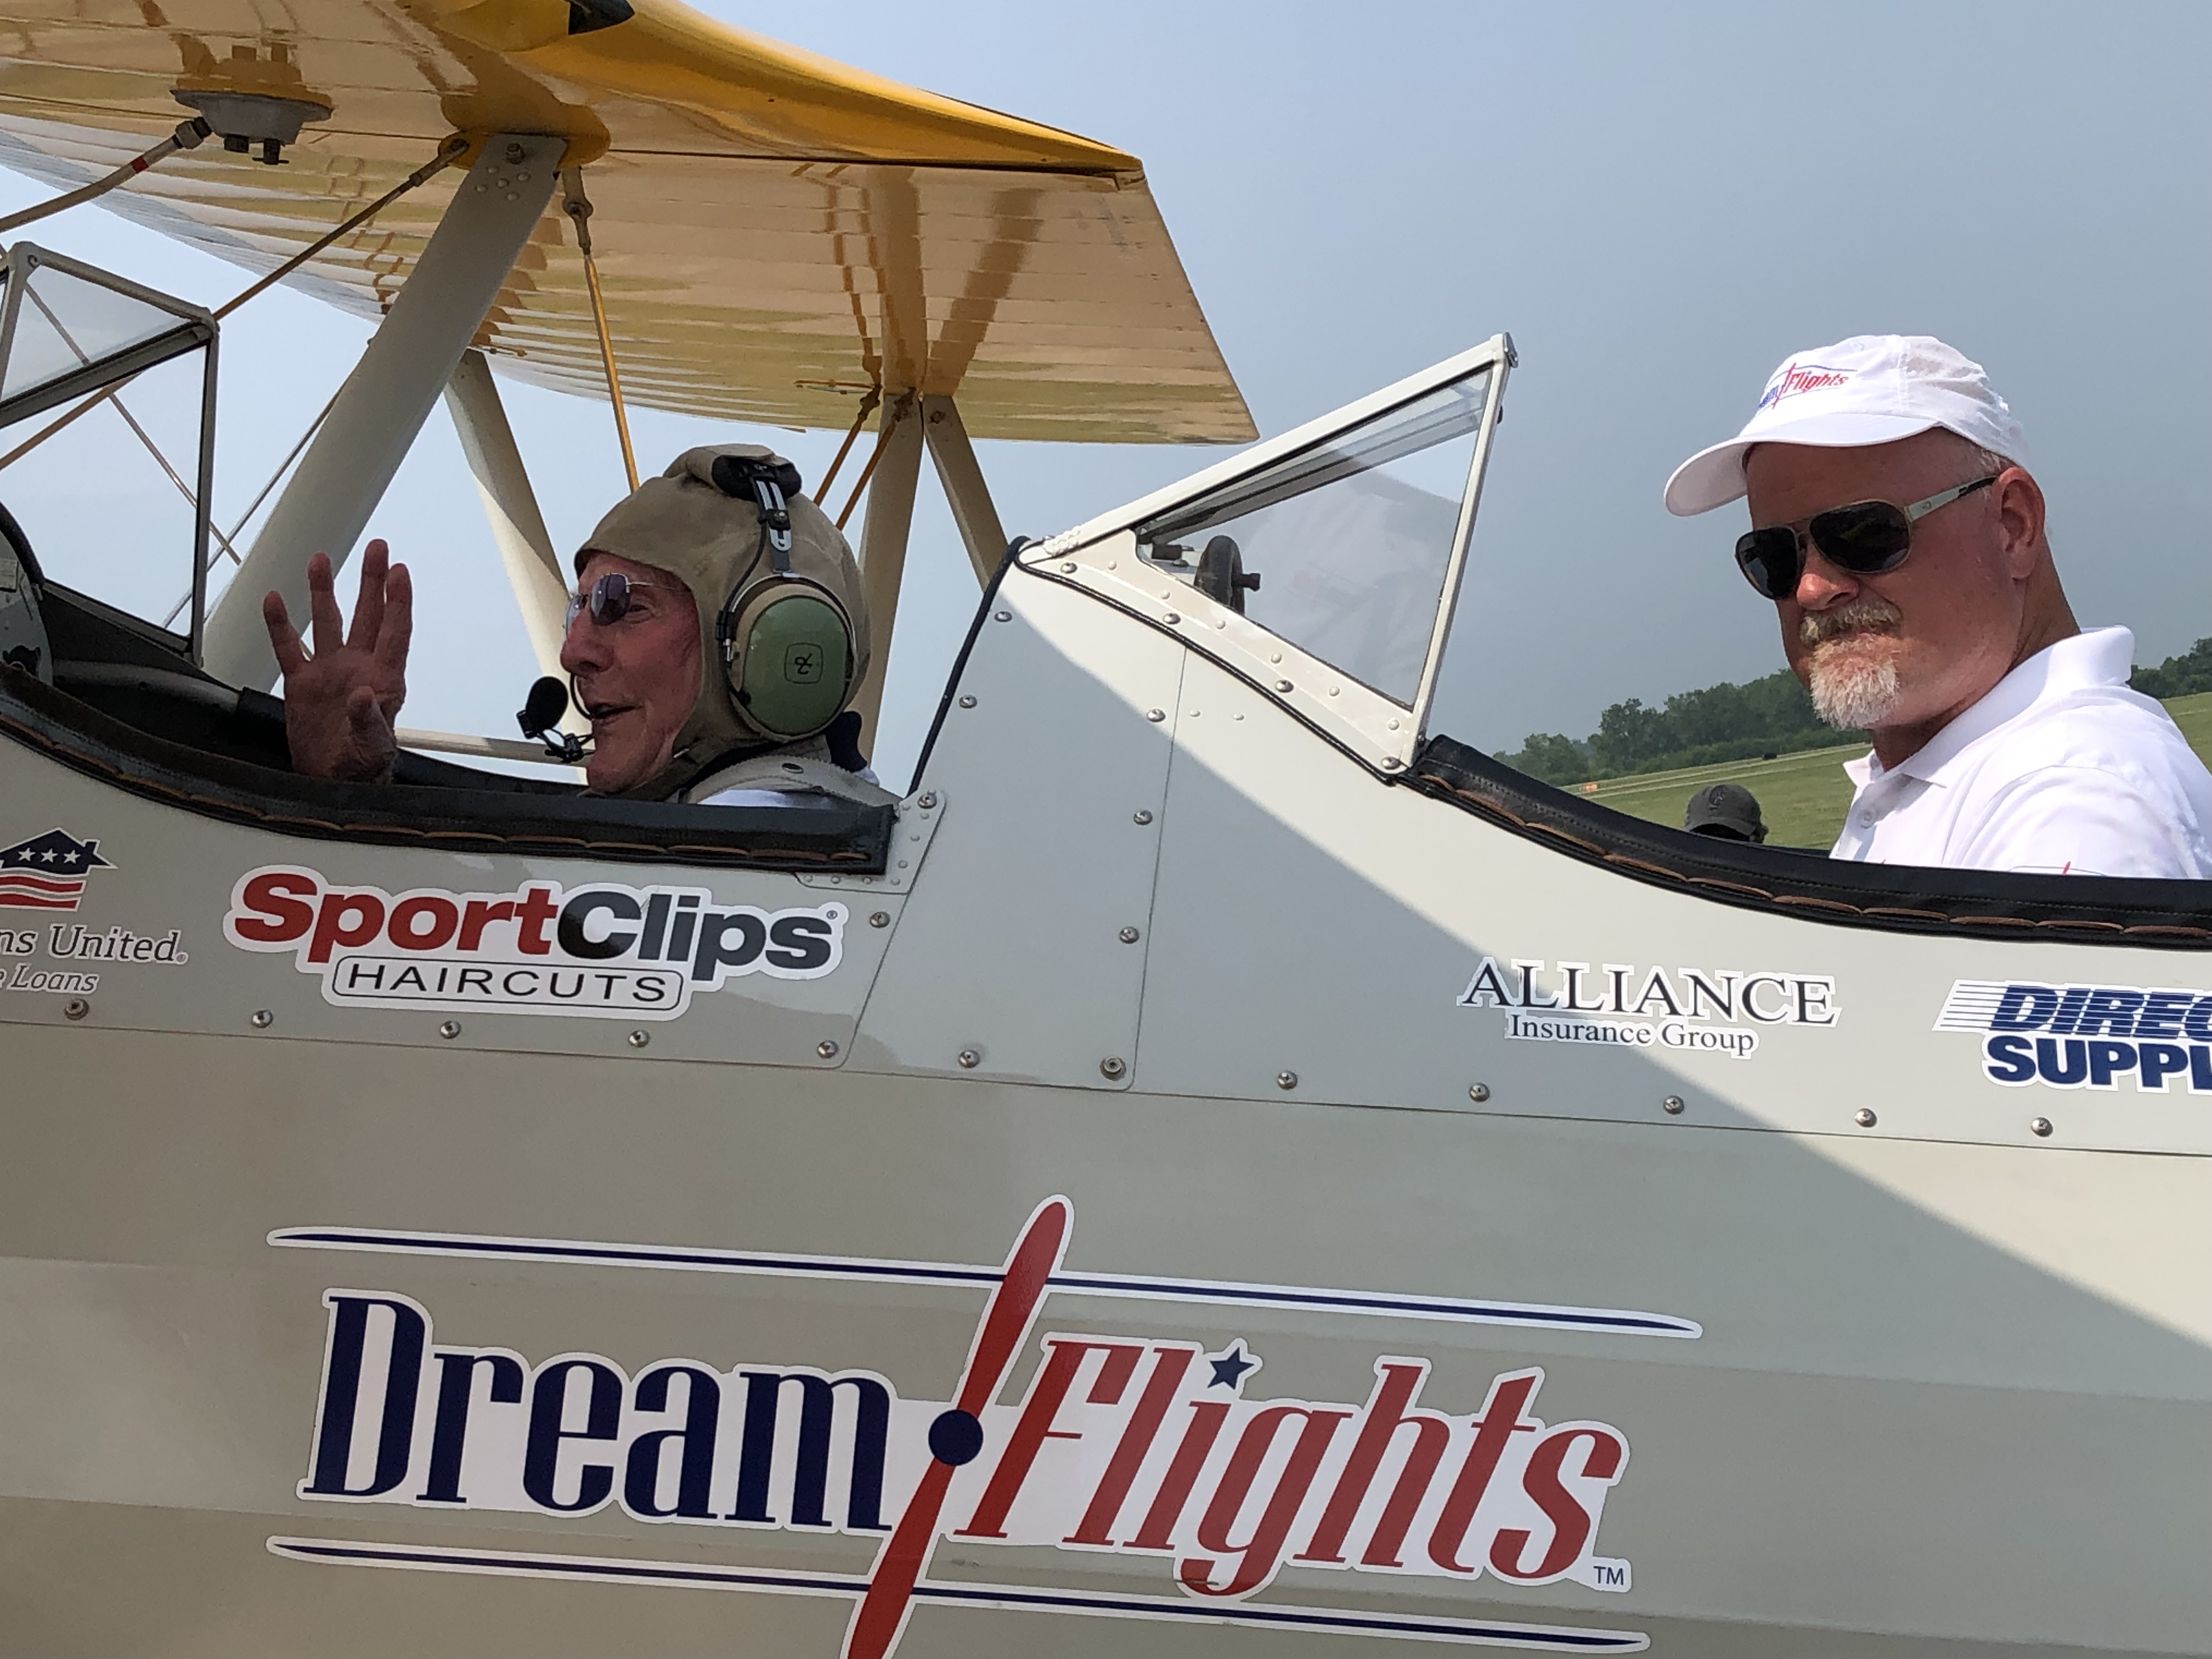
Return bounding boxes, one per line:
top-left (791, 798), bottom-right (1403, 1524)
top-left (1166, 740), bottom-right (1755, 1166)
top-left (1664, 334), bottom-right (2029, 517)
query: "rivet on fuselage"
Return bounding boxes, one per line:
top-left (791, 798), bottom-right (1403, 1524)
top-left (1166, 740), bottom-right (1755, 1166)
top-left (818, 1040), bottom-right (840, 1060)
top-left (2029, 1116), bottom-right (2053, 1138)
top-left (628, 1029), bottom-right (651, 1049)
top-left (1662, 1095), bottom-right (1685, 1114)
top-left (1099, 1057), bottom-right (1127, 1080)
top-left (439, 1020), bottom-right (462, 1040)
top-left (1853, 1108), bottom-right (1877, 1128)
top-left (1277, 1071), bottom-right (1298, 1090)
top-left (1468, 1082), bottom-right (1491, 1103)
top-left (957, 1048), bottom-right (981, 1069)
top-left (250, 1009), bottom-right (274, 1030)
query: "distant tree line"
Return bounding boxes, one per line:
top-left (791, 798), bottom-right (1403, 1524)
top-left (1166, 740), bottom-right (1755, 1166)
top-left (1497, 669), bottom-right (1859, 785)
top-left (2132, 636), bottom-right (2212, 699)
top-left (1498, 635), bottom-right (2212, 788)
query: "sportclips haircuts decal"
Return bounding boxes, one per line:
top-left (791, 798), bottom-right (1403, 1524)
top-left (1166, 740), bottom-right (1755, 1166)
top-left (1458, 956), bottom-right (1838, 1060)
top-left (270, 1201), bottom-right (1683, 1655)
top-left (224, 868), bottom-right (843, 1019)
top-left (1938, 979), bottom-right (2212, 1094)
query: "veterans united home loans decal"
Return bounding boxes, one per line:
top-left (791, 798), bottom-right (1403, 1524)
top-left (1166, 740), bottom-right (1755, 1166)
top-left (1937, 979), bottom-right (2212, 1095)
top-left (1457, 957), bottom-right (1839, 1060)
top-left (1, 828), bottom-right (190, 995)
top-left (269, 1199), bottom-right (1688, 1655)
top-left (223, 867), bottom-right (844, 1019)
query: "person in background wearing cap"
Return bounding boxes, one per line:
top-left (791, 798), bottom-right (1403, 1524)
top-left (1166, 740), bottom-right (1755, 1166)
top-left (1684, 782), bottom-right (1767, 844)
top-left (1666, 335), bottom-right (2212, 878)
top-left (262, 445), bottom-right (894, 808)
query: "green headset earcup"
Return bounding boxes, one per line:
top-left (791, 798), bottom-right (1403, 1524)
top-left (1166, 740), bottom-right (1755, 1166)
top-left (732, 590), bottom-right (853, 740)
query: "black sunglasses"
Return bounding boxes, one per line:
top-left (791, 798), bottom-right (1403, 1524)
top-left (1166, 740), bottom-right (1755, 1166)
top-left (1735, 474), bottom-right (2000, 600)
top-left (565, 571), bottom-right (673, 629)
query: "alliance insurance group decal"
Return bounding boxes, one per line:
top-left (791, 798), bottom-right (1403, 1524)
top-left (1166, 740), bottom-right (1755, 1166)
top-left (1458, 956), bottom-right (1839, 1060)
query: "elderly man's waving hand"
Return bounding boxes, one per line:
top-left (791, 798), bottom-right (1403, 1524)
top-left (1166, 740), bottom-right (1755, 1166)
top-left (261, 539), bottom-right (411, 785)
top-left (260, 446), bottom-right (893, 809)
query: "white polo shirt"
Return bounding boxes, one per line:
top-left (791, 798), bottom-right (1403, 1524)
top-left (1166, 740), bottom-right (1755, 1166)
top-left (1830, 627), bottom-right (2212, 878)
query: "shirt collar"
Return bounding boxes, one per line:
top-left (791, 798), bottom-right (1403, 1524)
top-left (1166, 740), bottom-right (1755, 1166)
top-left (1884, 626), bottom-right (2135, 786)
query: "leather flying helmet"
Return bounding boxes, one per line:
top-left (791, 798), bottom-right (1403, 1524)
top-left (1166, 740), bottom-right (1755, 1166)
top-left (574, 444), bottom-right (870, 795)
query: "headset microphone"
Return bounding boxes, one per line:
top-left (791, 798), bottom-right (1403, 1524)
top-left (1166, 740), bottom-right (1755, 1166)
top-left (517, 675), bottom-right (588, 763)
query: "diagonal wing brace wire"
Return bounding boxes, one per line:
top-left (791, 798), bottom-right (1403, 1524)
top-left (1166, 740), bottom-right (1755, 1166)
top-left (0, 118), bottom-right (211, 241)
top-left (561, 168), bottom-right (639, 492)
top-left (0, 132), bottom-right (469, 478)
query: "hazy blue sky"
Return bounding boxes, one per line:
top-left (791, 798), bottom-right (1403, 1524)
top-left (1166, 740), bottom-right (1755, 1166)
top-left (2, 1), bottom-right (2205, 783)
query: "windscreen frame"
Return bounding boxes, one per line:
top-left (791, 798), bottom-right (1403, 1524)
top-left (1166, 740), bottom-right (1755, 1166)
top-left (0, 243), bottom-right (219, 664)
top-left (1021, 336), bottom-right (1514, 774)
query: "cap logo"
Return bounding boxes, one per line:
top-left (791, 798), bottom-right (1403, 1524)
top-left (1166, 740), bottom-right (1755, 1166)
top-left (1756, 361), bottom-right (1852, 413)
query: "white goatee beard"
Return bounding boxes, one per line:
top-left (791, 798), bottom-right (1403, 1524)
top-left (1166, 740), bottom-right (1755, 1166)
top-left (1807, 653), bottom-right (1901, 729)
top-left (1801, 597), bottom-right (1905, 730)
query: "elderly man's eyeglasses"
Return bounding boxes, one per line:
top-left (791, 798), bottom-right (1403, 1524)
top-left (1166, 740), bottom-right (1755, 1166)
top-left (565, 572), bottom-right (671, 629)
top-left (1735, 474), bottom-right (2000, 600)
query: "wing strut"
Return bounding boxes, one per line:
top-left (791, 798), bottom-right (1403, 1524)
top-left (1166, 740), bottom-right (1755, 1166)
top-left (850, 392), bottom-right (923, 742)
top-left (202, 134), bottom-right (564, 688)
top-left (443, 349), bottom-right (574, 691)
top-left (921, 396), bottom-right (1006, 586)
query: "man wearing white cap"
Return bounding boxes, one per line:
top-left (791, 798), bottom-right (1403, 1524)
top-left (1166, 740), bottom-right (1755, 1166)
top-left (1666, 335), bottom-right (2212, 878)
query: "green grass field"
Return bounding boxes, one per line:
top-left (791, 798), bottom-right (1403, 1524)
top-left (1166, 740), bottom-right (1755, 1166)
top-left (1576, 689), bottom-right (2212, 850)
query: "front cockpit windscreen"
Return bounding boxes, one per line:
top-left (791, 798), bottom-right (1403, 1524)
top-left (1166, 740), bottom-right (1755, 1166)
top-left (1136, 370), bottom-right (1491, 705)
top-left (0, 250), bottom-right (214, 644)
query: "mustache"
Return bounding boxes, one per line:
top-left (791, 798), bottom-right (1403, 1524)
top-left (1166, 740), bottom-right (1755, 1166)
top-left (1800, 596), bottom-right (1903, 648)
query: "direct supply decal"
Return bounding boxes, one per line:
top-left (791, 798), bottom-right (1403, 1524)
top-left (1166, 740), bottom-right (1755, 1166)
top-left (1457, 956), bottom-right (1839, 1060)
top-left (1937, 979), bottom-right (2212, 1095)
top-left (269, 1199), bottom-right (1682, 1655)
top-left (223, 867), bottom-right (844, 1020)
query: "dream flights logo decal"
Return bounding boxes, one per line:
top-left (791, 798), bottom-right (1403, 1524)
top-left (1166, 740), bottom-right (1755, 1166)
top-left (1458, 957), bottom-right (1838, 1060)
top-left (267, 1200), bottom-right (1689, 1654)
top-left (223, 867), bottom-right (843, 1019)
top-left (1938, 979), bottom-right (2212, 1093)
top-left (0, 828), bottom-right (111, 910)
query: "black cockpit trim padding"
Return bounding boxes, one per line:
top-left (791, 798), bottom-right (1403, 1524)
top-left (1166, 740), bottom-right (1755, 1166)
top-left (0, 668), bottom-right (891, 872)
top-left (1410, 734), bottom-right (2212, 949)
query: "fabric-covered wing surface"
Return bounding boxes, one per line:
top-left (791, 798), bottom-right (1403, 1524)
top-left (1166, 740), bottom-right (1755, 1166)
top-left (0, 0), bottom-right (1253, 442)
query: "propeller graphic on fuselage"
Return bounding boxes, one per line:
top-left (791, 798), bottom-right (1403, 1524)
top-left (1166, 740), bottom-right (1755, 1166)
top-left (842, 1194), bottom-right (1073, 1659)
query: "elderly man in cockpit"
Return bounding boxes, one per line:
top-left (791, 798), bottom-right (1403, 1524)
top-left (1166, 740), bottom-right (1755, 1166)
top-left (262, 445), bottom-right (890, 807)
top-left (1666, 335), bottom-right (2212, 878)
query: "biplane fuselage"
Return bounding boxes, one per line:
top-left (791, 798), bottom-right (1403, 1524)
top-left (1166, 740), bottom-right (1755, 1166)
top-left (0, 9), bottom-right (2205, 1657)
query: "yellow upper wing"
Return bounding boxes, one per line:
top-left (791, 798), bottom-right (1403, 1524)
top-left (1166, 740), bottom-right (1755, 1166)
top-left (0, 0), bottom-right (1255, 442)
